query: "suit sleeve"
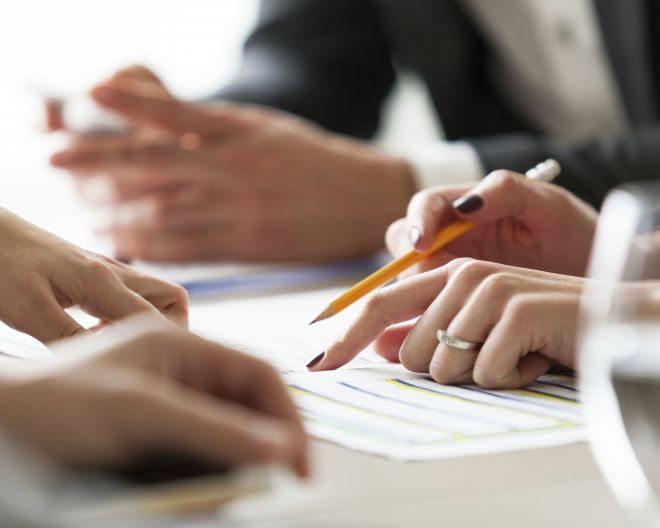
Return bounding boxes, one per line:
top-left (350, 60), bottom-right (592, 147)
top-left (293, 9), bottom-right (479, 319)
top-left (470, 126), bottom-right (660, 207)
top-left (214, 0), bottom-right (397, 139)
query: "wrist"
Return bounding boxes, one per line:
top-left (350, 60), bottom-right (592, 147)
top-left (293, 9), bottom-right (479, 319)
top-left (377, 154), bottom-right (417, 212)
top-left (330, 134), bottom-right (416, 215)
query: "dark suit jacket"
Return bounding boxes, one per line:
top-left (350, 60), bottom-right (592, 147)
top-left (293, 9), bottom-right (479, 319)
top-left (219, 0), bottom-right (660, 207)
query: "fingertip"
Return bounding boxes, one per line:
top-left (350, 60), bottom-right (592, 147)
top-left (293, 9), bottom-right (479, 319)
top-left (91, 85), bottom-right (120, 106)
top-left (306, 348), bottom-right (344, 372)
top-left (385, 218), bottom-right (411, 258)
top-left (409, 226), bottom-right (433, 252)
top-left (248, 421), bottom-right (306, 475)
top-left (415, 232), bottom-right (434, 252)
top-left (517, 353), bottom-right (552, 386)
top-left (50, 151), bottom-right (73, 167)
top-left (305, 351), bottom-right (325, 370)
top-left (290, 431), bottom-right (311, 479)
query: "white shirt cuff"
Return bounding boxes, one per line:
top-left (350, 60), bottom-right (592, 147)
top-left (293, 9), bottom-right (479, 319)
top-left (406, 141), bottom-right (484, 190)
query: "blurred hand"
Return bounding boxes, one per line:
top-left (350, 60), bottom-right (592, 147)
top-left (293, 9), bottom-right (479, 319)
top-left (0, 208), bottom-right (188, 343)
top-left (0, 317), bottom-right (307, 475)
top-left (50, 66), bottom-right (415, 262)
top-left (387, 169), bottom-right (598, 277)
top-left (311, 258), bottom-right (584, 389)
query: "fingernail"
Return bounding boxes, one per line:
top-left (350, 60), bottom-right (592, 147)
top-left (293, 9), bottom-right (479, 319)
top-left (453, 195), bottom-right (484, 214)
top-left (409, 226), bottom-right (422, 248)
top-left (306, 352), bottom-right (325, 369)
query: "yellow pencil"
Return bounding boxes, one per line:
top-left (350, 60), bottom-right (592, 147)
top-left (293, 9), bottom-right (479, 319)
top-left (310, 159), bottom-right (561, 325)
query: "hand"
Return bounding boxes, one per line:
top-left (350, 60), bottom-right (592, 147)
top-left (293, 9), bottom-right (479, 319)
top-left (0, 317), bottom-right (308, 475)
top-left (0, 208), bottom-right (188, 343)
top-left (310, 258), bottom-right (585, 389)
top-left (50, 66), bottom-right (416, 262)
top-left (387, 169), bottom-right (598, 277)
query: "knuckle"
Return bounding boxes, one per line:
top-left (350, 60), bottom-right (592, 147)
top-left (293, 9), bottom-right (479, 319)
top-left (476, 272), bottom-right (511, 300)
top-left (363, 289), bottom-right (390, 321)
top-left (81, 257), bottom-right (115, 282)
top-left (411, 188), bottom-right (434, 207)
top-left (453, 256), bottom-right (477, 269)
top-left (450, 258), bottom-right (488, 282)
top-left (489, 169), bottom-right (522, 192)
top-left (505, 296), bottom-right (533, 324)
top-left (171, 284), bottom-right (189, 307)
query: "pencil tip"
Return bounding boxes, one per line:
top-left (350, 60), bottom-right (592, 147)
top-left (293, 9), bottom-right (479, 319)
top-left (309, 306), bottom-right (334, 325)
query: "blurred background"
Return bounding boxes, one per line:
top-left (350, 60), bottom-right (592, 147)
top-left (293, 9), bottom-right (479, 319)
top-left (0, 0), bottom-right (440, 243)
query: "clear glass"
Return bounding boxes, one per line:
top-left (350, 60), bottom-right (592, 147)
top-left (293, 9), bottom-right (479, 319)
top-left (580, 183), bottom-right (660, 525)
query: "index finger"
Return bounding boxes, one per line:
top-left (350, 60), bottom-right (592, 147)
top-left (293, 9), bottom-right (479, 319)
top-left (173, 332), bottom-right (309, 476)
top-left (91, 82), bottom-right (244, 138)
top-left (309, 267), bottom-right (453, 371)
top-left (172, 332), bottom-right (301, 427)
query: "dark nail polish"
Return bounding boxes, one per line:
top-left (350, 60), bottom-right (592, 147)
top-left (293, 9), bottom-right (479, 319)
top-left (409, 226), bottom-right (422, 248)
top-left (306, 352), bottom-right (325, 369)
top-left (453, 195), bottom-right (484, 214)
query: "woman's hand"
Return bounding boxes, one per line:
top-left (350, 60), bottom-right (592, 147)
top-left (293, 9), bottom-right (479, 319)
top-left (387, 169), bottom-right (598, 277)
top-left (0, 317), bottom-right (308, 476)
top-left (48, 65), bottom-right (415, 262)
top-left (310, 259), bottom-right (585, 389)
top-left (0, 208), bottom-right (188, 343)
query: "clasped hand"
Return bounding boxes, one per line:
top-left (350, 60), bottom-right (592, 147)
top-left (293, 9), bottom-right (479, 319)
top-left (49, 66), bottom-right (415, 262)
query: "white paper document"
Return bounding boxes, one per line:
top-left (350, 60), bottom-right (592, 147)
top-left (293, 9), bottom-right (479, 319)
top-left (190, 287), bottom-right (585, 461)
top-left (284, 366), bottom-right (583, 461)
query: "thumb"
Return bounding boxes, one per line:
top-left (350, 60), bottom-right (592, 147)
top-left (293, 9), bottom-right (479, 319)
top-left (90, 81), bottom-right (246, 138)
top-left (451, 170), bottom-right (560, 228)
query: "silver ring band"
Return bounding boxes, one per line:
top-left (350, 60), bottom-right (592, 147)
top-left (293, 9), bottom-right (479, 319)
top-left (436, 329), bottom-right (482, 351)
